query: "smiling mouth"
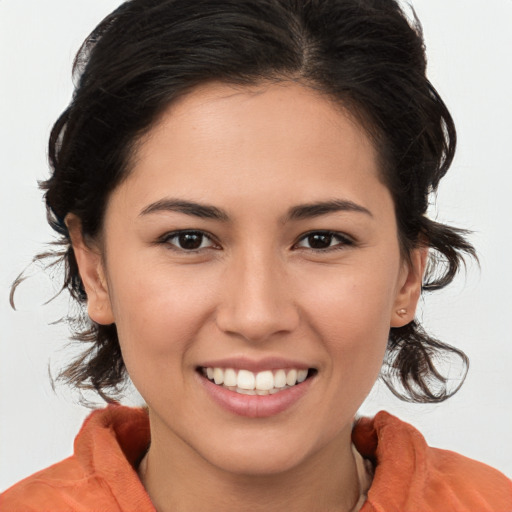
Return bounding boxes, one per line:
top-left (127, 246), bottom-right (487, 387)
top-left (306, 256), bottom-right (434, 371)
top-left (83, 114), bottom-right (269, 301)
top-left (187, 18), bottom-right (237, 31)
top-left (199, 367), bottom-right (317, 395)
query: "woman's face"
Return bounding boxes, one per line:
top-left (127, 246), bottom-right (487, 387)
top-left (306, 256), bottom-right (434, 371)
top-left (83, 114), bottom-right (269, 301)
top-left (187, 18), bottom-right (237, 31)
top-left (76, 82), bottom-right (423, 475)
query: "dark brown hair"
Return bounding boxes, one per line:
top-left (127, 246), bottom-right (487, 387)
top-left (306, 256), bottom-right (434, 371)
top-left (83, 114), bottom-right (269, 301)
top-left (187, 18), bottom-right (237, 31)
top-left (16, 0), bottom-right (476, 403)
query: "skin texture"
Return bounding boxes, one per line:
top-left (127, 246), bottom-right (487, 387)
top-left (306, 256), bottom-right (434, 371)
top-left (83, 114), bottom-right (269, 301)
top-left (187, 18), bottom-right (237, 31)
top-left (68, 82), bottom-right (426, 512)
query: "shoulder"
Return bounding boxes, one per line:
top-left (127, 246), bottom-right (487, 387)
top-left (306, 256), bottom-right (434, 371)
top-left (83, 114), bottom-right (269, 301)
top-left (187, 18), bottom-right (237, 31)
top-left (354, 411), bottom-right (512, 512)
top-left (0, 405), bottom-right (155, 512)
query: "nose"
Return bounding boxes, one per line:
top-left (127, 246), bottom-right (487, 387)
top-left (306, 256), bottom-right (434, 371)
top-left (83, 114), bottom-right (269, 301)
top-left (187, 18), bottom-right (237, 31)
top-left (215, 249), bottom-right (300, 342)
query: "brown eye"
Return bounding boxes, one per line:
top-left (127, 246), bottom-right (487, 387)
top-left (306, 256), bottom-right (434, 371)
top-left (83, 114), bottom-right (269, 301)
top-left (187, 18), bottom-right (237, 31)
top-left (178, 232), bottom-right (204, 250)
top-left (307, 233), bottom-right (334, 249)
top-left (295, 231), bottom-right (353, 251)
top-left (162, 231), bottom-right (215, 251)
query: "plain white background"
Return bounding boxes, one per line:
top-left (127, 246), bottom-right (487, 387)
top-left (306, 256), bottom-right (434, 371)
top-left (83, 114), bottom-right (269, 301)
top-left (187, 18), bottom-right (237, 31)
top-left (1, 0), bottom-right (511, 492)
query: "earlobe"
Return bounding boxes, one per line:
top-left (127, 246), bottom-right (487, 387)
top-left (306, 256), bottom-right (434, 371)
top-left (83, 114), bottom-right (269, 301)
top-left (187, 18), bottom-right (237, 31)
top-left (391, 247), bottom-right (428, 328)
top-left (65, 214), bottom-right (115, 325)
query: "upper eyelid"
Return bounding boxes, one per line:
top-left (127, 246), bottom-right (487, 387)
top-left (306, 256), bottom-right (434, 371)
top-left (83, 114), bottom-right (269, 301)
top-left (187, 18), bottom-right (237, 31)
top-left (296, 230), bottom-right (354, 242)
top-left (160, 229), bottom-right (215, 239)
top-left (157, 229), bottom-right (353, 249)
top-left (292, 231), bottom-right (355, 251)
top-left (159, 229), bottom-right (219, 248)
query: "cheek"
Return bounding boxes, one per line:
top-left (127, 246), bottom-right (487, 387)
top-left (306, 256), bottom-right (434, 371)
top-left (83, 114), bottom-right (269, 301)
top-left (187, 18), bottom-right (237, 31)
top-left (106, 262), bottom-right (218, 365)
top-left (298, 258), bottom-right (399, 377)
top-left (302, 260), bottom-right (399, 336)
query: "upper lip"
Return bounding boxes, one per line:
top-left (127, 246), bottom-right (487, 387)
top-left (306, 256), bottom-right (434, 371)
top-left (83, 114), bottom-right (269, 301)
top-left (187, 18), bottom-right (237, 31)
top-left (198, 356), bottom-right (314, 373)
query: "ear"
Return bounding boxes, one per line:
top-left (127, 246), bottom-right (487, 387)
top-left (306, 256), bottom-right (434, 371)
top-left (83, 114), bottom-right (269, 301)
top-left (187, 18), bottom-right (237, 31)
top-left (390, 247), bottom-right (428, 328)
top-left (66, 214), bottom-right (115, 325)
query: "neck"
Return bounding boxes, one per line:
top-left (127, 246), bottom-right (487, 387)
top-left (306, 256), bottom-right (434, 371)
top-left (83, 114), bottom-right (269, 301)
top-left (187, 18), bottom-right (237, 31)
top-left (138, 418), bottom-right (362, 512)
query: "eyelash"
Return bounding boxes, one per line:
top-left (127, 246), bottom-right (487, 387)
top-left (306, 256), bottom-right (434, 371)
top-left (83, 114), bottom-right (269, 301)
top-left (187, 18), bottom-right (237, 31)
top-left (158, 230), bottom-right (219, 252)
top-left (158, 230), bottom-right (354, 253)
top-left (294, 231), bottom-right (354, 252)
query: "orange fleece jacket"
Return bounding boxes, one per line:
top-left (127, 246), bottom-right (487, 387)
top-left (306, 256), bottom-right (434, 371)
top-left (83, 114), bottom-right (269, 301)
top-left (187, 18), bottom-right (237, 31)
top-left (1, 405), bottom-right (510, 511)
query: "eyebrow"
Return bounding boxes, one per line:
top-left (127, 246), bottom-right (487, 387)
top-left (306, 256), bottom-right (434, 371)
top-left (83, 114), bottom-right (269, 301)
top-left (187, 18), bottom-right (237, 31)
top-left (285, 199), bottom-right (373, 221)
top-left (139, 199), bottom-right (229, 221)
top-left (139, 198), bottom-right (372, 222)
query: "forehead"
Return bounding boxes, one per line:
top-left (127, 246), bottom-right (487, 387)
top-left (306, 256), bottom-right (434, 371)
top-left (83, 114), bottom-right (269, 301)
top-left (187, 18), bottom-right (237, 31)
top-left (111, 81), bottom-right (390, 220)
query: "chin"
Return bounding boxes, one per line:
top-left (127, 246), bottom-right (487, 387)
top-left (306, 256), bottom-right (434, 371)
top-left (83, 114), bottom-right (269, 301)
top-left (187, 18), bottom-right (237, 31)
top-left (207, 444), bottom-right (310, 477)
top-left (189, 420), bottom-right (344, 478)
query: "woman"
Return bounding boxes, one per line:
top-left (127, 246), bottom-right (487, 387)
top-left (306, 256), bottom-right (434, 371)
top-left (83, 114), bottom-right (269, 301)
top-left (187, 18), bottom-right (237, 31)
top-left (1, 0), bottom-right (511, 510)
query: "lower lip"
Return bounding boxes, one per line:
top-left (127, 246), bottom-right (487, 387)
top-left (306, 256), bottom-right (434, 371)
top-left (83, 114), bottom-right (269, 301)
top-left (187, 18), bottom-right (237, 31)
top-left (198, 373), bottom-right (314, 418)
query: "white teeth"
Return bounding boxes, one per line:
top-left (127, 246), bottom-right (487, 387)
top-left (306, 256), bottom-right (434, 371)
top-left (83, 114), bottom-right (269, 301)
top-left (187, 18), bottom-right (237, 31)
top-left (236, 387), bottom-right (256, 395)
top-left (255, 370), bottom-right (274, 391)
top-left (237, 369), bottom-right (255, 390)
top-left (274, 369), bottom-right (287, 388)
top-left (213, 367), bottom-right (224, 385)
top-left (203, 366), bottom-right (311, 394)
top-left (297, 369), bottom-right (308, 383)
top-left (286, 369), bottom-right (298, 386)
top-left (224, 368), bottom-right (237, 387)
